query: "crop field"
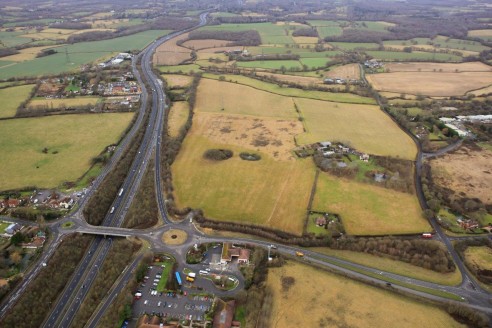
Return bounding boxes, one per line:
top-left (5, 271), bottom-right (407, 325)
top-left (0, 84), bottom-right (34, 118)
top-left (313, 248), bottom-right (462, 286)
top-left (171, 125), bottom-right (314, 234)
top-left (196, 78), bottom-right (297, 118)
top-left (0, 113), bottom-right (134, 191)
top-left (312, 173), bottom-right (428, 235)
top-left (294, 98), bottom-right (417, 159)
top-left (167, 101), bottom-right (189, 138)
top-left (181, 39), bottom-right (232, 50)
top-left (266, 261), bottom-right (463, 328)
top-left (367, 71), bottom-right (492, 96)
top-left (365, 50), bottom-right (462, 62)
top-left (162, 74), bottom-right (192, 88)
top-left (325, 63), bottom-right (360, 79)
top-left (0, 30), bottom-right (32, 48)
top-left (464, 247), bottom-right (492, 271)
top-left (154, 33), bottom-right (191, 66)
top-left (201, 74), bottom-right (375, 104)
top-left (430, 145), bottom-right (492, 205)
top-left (385, 61), bottom-right (492, 72)
top-left (0, 30), bottom-right (173, 79)
top-left (27, 97), bottom-right (101, 109)
top-left (385, 36), bottom-right (489, 53)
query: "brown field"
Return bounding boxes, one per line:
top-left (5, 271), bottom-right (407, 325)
top-left (197, 46), bottom-right (242, 54)
top-left (167, 101), bottom-right (189, 138)
top-left (379, 91), bottom-right (419, 100)
top-left (266, 261), bottom-right (464, 328)
top-left (154, 33), bottom-right (191, 66)
top-left (195, 78), bottom-right (297, 119)
top-left (192, 112), bottom-right (302, 161)
top-left (468, 29), bottom-right (492, 37)
top-left (325, 63), bottom-right (361, 80)
top-left (294, 98), bottom-right (417, 160)
top-left (385, 45), bottom-right (479, 57)
top-left (27, 97), bottom-right (100, 109)
top-left (255, 71), bottom-right (324, 86)
top-left (464, 246), bottom-right (492, 271)
top-left (196, 52), bottom-right (229, 62)
top-left (162, 74), bottom-right (192, 88)
top-left (172, 130), bottom-right (315, 234)
top-left (367, 71), bottom-right (492, 96)
top-left (430, 145), bottom-right (492, 205)
top-left (467, 84), bottom-right (492, 96)
top-left (1, 45), bottom-right (61, 61)
top-left (181, 39), bottom-right (232, 50)
top-left (292, 36), bottom-right (319, 44)
top-left (385, 61), bottom-right (492, 73)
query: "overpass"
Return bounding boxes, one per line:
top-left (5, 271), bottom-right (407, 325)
top-left (76, 227), bottom-right (134, 238)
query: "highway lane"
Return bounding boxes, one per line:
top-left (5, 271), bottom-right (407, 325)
top-left (42, 13), bottom-right (211, 327)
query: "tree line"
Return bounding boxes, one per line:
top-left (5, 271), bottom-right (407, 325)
top-left (0, 234), bottom-right (92, 328)
top-left (187, 30), bottom-right (261, 46)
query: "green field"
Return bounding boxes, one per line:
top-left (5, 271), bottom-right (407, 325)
top-left (299, 58), bottom-right (331, 68)
top-left (0, 30), bottom-right (33, 47)
top-left (317, 26), bottom-right (343, 38)
top-left (158, 64), bottom-right (202, 73)
top-left (0, 113), bottom-right (134, 191)
top-left (28, 96), bottom-right (101, 109)
top-left (385, 36), bottom-right (489, 53)
top-left (294, 97), bottom-right (417, 159)
top-left (235, 60), bottom-right (302, 70)
top-left (313, 173), bottom-right (428, 235)
top-left (156, 259), bottom-right (175, 292)
top-left (0, 84), bottom-right (34, 118)
top-left (0, 30), bottom-right (172, 79)
top-left (202, 74), bottom-right (376, 104)
top-left (365, 51), bottom-right (462, 62)
top-left (201, 23), bottom-right (294, 45)
top-left (329, 42), bottom-right (380, 51)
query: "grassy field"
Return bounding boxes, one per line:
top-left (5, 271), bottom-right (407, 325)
top-left (365, 50), bottom-right (462, 62)
top-left (0, 30), bottom-right (172, 79)
top-left (235, 60), bottom-right (303, 70)
top-left (330, 42), bottom-right (379, 50)
top-left (196, 78), bottom-right (297, 118)
top-left (468, 29), bottom-right (492, 42)
top-left (27, 97), bottom-right (101, 109)
top-left (317, 25), bottom-right (343, 38)
top-left (464, 247), bottom-right (492, 271)
top-left (154, 33), bottom-right (191, 66)
top-left (266, 261), bottom-right (464, 328)
top-left (312, 173), bottom-right (427, 235)
top-left (1, 45), bottom-right (62, 62)
top-left (158, 64), bottom-right (202, 74)
top-left (172, 133), bottom-right (315, 234)
top-left (202, 74), bottom-right (375, 104)
top-left (385, 36), bottom-right (489, 53)
top-left (325, 63), bottom-right (360, 79)
top-left (162, 74), bottom-right (192, 88)
top-left (200, 22), bottom-right (294, 44)
top-left (367, 71), bottom-right (492, 96)
top-left (313, 248), bottom-right (462, 286)
top-left (0, 84), bottom-right (34, 118)
top-left (299, 58), bottom-right (331, 69)
top-left (167, 101), bottom-right (189, 138)
top-left (294, 98), bottom-right (417, 159)
top-left (0, 113), bottom-right (134, 191)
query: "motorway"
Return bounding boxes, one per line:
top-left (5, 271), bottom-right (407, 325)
top-left (0, 13), bottom-right (491, 326)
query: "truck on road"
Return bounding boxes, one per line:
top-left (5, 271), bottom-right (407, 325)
top-left (295, 251), bottom-right (304, 257)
